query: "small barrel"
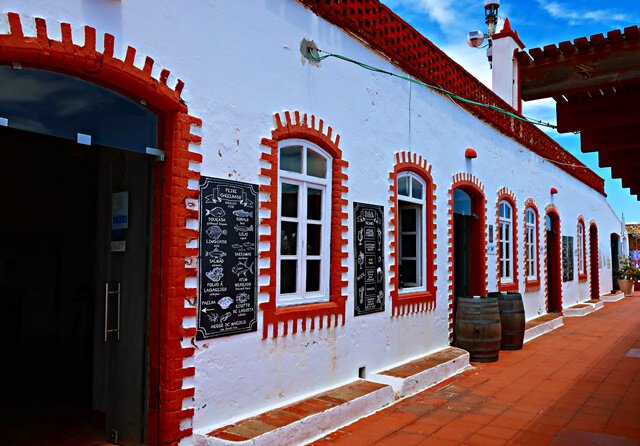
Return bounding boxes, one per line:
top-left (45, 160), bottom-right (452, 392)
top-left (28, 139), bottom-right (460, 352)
top-left (455, 297), bottom-right (501, 363)
top-left (488, 292), bottom-right (525, 350)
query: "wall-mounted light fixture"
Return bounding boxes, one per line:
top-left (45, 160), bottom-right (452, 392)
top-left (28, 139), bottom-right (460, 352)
top-left (465, 148), bottom-right (478, 159)
top-left (550, 187), bottom-right (558, 195)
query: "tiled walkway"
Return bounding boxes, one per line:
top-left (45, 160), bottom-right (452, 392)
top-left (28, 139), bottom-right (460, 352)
top-left (312, 295), bottom-right (640, 446)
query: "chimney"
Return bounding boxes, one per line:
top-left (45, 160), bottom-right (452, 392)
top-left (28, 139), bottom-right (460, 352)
top-left (491, 18), bottom-right (525, 112)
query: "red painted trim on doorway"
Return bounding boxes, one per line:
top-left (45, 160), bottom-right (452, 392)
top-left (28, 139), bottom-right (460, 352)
top-left (388, 151), bottom-right (438, 316)
top-left (523, 198), bottom-right (541, 292)
top-left (258, 111), bottom-right (348, 338)
top-left (544, 204), bottom-right (563, 313)
top-left (447, 173), bottom-right (488, 344)
top-left (0, 13), bottom-right (201, 444)
top-left (577, 216), bottom-right (587, 282)
top-left (496, 188), bottom-right (519, 292)
top-left (589, 220), bottom-right (600, 300)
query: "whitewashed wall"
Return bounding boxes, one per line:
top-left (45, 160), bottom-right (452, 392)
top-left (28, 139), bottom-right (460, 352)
top-left (2, 0), bottom-right (621, 440)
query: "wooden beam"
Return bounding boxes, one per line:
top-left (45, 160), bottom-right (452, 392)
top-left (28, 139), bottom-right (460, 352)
top-left (598, 147), bottom-right (640, 167)
top-left (581, 125), bottom-right (640, 152)
top-left (556, 91), bottom-right (640, 133)
top-left (520, 41), bottom-right (640, 100)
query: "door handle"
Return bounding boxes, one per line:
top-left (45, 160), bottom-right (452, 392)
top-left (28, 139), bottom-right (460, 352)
top-left (104, 282), bottom-right (121, 342)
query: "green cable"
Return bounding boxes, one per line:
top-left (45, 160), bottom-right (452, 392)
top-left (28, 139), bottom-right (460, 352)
top-left (309, 49), bottom-right (557, 130)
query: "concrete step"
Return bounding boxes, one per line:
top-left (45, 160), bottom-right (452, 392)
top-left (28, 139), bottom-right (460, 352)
top-left (367, 347), bottom-right (470, 398)
top-left (601, 291), bottom-right (625, 302)
top-left (196, 381), bottom-right (394, 446)
top-left (524, 313), bottom-right (563, 343)
top-left (564, 303), bottom-right (598, 317)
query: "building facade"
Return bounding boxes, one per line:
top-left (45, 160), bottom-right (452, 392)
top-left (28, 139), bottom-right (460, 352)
top-left (0, 1), bottom-right (622, 444)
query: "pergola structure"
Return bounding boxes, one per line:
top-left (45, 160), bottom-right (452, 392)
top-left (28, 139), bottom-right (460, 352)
top-left (516, 25), bottom-right (640, 199)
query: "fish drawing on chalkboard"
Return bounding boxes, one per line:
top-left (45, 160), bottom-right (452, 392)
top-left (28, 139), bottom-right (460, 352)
top-left (231, 260), bottom-right (254, 277)
top-left (205, 247), bottom-right (227, 259)
top-left (218, 296), bottom-right (234, 310)
top-left (233, 209), bottom-right (252, 218)
top-left (220, 312), bottom-right (232, 322)
top-left (205, 207), bottom-right (226, 217)
top-left (206, 225), bottom-right (228, 240)
top-left (231, 244), bottom-right (243, 249)
top-left (243, 242), bottom-right (255, 249)
top-left (234, 224), bottom-right (254, 233)
top-left (236, 293), bottom-right (250, 303)
top-left (205, 267), bottom-right (224, 282)
top-left (239, 191), bottom-right (253, 207)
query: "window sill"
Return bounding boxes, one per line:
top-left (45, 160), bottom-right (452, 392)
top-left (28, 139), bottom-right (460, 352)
top-left (393, 290), bottom-right (435, 315)
top-left (525, 279), bottom-right (540, 292)
top-left (498, 282), bottom-right (519, 292)
top-left (578, 274), bottom-right (587, 282)
top-left (260, 299), bottom-right (346, 338)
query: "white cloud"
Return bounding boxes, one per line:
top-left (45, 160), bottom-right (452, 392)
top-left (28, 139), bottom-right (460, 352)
top-left (538, 1), bottom-right (633, 25)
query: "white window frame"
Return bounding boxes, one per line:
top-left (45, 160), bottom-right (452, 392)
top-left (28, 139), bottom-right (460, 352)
top-left (499, 200), bottom-right (514, 283)
top-left (525, 208), bottom-right (537, 281)
top-left (276, 140), bottom-right (332, 306)
top-left (577, 222), bottom-right (585, 276)
top-left (397, 172), bottom-right (427, 293)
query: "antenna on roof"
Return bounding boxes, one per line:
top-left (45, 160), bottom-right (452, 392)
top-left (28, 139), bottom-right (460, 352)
top-left (466, 0), bottom-right (501, 68)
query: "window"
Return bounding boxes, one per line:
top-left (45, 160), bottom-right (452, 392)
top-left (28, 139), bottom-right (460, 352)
top-left (397, 173), bottom-right (427, 291)
top-left (525, 208), bottom-right (537, 280)
top-left (577, 220), bottom-right (586, 279)
top-left (277, 142), bottom-right (331, 306)
top-left (499, 200), bottom-right (514, 283)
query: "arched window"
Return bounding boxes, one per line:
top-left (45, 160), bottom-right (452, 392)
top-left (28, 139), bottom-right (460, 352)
top-left (499, 200), bottom-right (515, 285)
top-left (277, 141), bottom-right (332, 305)
top-left (577, 219), bottom-right (586, 281)
top-left (525, 208), bottom-right (537, 280)
top-left (397, 172), bottom-right (427, 290)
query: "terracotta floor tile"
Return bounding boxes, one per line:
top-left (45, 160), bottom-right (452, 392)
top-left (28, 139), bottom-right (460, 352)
top-left (465, 433), bottom-right (510, 446)
top-left (372, 431), bottom-right (424, 445)
top-left (475, 425), bottom-right (520, 441)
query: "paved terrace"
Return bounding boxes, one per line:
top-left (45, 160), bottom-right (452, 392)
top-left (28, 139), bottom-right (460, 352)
top-left (312, 294), bottom-right (640, 446)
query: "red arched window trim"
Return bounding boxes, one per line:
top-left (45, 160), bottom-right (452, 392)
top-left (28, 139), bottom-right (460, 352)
top-left (523, 199), bottom-right (541, 291)
top-left (577, 216), bottom-right (587, 282)
top-left (497, 189), bottom-right (519, 292)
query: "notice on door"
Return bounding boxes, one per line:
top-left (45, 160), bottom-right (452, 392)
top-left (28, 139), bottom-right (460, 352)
top-left (197, 177), bottom-right (258, 339)
top-left (353, 202), bottom-right (385, 316)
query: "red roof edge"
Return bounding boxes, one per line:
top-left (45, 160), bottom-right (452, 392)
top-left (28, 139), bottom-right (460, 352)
top-left (493, 17), bottom-right (526, 49)
top-left (296, 0), bottom-right (605, 196)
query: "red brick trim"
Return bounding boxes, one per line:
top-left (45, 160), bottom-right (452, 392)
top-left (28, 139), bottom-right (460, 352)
top-left (577, 216), bottom-right (587, 282)
top-left (447, 173), bottom-right (488, 343)
top-left (523, 199), bottom-right (541, 292)
top-left (258, 111), bottom-right (348, 338)
top-left (588, 220), bottom-right (600, 300)
top-left (496, 188), bottom-right (519, 292)
top-left (544, 204), bottom-right (563, 313)
top-left (0, 12), bottom-right (201, 444)
top-left (388, 151), bottom-right (438, 316)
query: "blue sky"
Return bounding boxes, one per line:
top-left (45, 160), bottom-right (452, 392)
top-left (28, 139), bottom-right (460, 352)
top-left (380, 0), bottom-right (640, 223)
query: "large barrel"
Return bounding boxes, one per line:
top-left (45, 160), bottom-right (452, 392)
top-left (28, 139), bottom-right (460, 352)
top-left (488, 292), bottom-right (525, 350)
top-left (455, 297), bottom-right (501, 363)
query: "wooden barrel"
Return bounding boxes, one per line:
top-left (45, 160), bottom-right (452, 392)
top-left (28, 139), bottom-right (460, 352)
top-left (455, 297), bottom-right (501, 363)
top-left (488, 292), bottom-right (525, 350)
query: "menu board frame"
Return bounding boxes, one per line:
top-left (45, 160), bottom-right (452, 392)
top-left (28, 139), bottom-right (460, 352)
top-left (353, 202), bottom-right (385, 316)
top-left (562, 235), bottom-right (575, 282)
top-left (197, 176), bottom-right (258, 339)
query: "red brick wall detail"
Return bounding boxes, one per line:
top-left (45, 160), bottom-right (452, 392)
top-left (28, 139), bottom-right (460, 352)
top-left (388, 151), bottom-right (438, 316)
top-left (496, 188), bottom-right (519, 292)
top-left (447, 173), bottom-right (488, 343)
top-left (296, 0), bottom-right (605, 196)
top-left (523, 198), bottom-right (541, 291)
top-left (258, 111), bottom-right (348, 338)
top-left (0, 13), bottom-right (200, 445)
top-left (577, 216), bottom-right (587, 282)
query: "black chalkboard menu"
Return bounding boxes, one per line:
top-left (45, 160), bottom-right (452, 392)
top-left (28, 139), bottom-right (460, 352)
top-left (197, 177), bottom-right (258, 339)
top-left (353, 202), bottom-right (385, 316)
top-left (562, 235), bottom-right (574, 282)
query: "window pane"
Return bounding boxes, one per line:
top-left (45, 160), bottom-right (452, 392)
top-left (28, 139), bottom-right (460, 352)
top-left (412, 178), bottom-right (423, 199)
top-left (400, 207), bottom-right (417, 232)
top-left (398, 176), bottom-right (409, 196)
top-left (307, 224), bottom-right (321, 255)
top-left (400, 260), bottom-right (417, 286)
top-left (280, 221), bottom-right (298, 255)
top-left (280, 260), bottom-right (297, 294)
top-left (307, 188), bottom-right (322, 220)
top-left (280, 145), bottom-right (303, 173)
top-left (281, 183), bottom-right (298, 218)
top-left (307, 149), bottom-right (327, 178)
top-left (454, 189), bottom-right (471, 215)
top-left (306, 260), bottom-right (321, 292)
top-left (401, 234), bottom-right (417, 258)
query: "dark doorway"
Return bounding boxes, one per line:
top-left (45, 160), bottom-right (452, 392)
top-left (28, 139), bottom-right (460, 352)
top-left (452, 187), bottom-right (486, 343)
top-left (590, 224), bottom-right (600, 300)
top-left (0, 127), bottom-right (153, 445)
top-left (611, 233), bottom-right (620, 292)
top-left (545, 212), bottom-right (562, 313)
